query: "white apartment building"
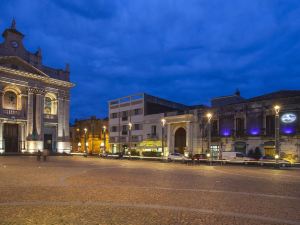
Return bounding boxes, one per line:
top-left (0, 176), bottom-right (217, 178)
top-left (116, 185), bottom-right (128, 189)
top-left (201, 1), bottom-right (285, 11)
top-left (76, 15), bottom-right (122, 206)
top-left (108, 93), bottom-right (186, 155)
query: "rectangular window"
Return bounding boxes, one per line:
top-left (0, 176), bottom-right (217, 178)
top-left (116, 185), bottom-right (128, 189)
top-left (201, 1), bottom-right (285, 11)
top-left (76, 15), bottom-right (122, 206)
top-left (110, 126), bottom-right (118, 132)
top-left (122, 111), bottom-right (128, 121)
top-left (133, 108), bottom-right (142, 115)
top-left (236, 118), bottom-right (245, 136)
top-left (266, 115), bottom-right (275, 136)
top-left (133, 124), bottom-right (143, 130)
top-left (110, 113), bottom-right (118, 119)
top-left (151, 125), bottom-right (157, 135)
top-left (212, 120), bottom-right (218, 136)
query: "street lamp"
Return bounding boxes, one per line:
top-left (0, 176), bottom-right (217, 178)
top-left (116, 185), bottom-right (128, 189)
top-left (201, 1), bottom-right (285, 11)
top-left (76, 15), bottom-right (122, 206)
top-left (77, 142), bottom-right (81, 152)
top-left (128, 122), bottom-right (132, 155)
top-left (84, 128), bottom-right (88, 157)
top-left (274, 105), bottom-right (281, 168)
top-left (206, 113), bottom-right (213, 166)
top-left (161, 118), bottom-right (166, 158)
top-left (102, 125), bottom-right (106, 155)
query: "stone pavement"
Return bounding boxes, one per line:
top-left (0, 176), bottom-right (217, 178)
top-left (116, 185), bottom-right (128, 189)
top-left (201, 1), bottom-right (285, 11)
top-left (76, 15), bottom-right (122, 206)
top-left (0, 156), bottom-right (299, 225)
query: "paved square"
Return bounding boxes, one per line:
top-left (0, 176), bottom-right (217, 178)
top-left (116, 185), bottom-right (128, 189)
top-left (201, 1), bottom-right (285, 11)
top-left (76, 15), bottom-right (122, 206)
top-left (0, 156), bottom-right (299, 225)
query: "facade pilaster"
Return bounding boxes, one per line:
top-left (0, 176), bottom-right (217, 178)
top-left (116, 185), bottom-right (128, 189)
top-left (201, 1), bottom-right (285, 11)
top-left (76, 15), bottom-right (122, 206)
top-left (57, 91), bottom-right (71, 153)
top-left (166, 123), bottom-right (171, 156)
top-left (0, 121), bottom-right (3, 153)
top-left (26, 87), bottom-right (45, 152)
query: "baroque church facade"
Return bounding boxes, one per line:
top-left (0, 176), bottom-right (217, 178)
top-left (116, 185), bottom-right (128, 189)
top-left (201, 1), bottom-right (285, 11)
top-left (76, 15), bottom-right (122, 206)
top-left (0, 20), bottom-right (74, 154)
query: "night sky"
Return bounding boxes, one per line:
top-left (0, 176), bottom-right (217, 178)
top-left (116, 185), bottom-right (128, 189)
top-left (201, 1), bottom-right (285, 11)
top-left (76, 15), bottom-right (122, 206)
top-left (1, 0), bottom-right (300, 122)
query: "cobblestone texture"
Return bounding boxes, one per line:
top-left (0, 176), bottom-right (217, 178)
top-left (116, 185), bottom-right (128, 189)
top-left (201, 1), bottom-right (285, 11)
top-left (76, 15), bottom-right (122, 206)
top-left (0, 156), bottom-right (299, 225)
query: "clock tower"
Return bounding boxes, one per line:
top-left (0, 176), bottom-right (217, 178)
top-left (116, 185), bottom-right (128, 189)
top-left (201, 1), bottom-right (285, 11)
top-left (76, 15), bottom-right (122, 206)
top-left (2, 18), bottom-right (25, 50)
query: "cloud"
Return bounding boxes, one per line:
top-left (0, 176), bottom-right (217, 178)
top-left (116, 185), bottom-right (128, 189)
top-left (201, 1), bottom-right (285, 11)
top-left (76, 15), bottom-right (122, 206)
top-left (0, 0), bottom-right (300, 121)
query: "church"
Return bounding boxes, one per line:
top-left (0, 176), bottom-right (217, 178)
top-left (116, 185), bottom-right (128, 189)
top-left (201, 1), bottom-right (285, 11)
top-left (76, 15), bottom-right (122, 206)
top-left (0, 19), bottom-right (74, 154)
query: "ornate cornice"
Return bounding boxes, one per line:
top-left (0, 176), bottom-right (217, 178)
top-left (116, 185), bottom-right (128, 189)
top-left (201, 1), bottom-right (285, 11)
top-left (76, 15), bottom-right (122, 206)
top-left (0, 66), bottom-right (75, 88)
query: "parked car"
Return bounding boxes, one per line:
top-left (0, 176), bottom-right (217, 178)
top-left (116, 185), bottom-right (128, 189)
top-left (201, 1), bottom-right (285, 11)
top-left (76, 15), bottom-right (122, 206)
top-left (192, 153), bottom-right (207, 160)
top-left (168, 153), bottom-right (189, 162)
top-left (222, 152), bottom-right (245, 161)
top-left (259, 156), bottom-right (291, 167)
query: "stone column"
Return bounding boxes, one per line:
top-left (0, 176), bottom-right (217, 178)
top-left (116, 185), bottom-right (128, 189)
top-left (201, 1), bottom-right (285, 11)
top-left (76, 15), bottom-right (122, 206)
top-left (0, 121), bottom-right (3, 153)
top-left (20, 123), bottom-right (26, 152)
top-left (166, 123), bottom-right (171, 156)
top-left (186, 121), bottom-right (191, 154)
top-left (57, 91), bottom-right (71, 153)
top-left (0, 89), bottom-right (3, 111)
top-left (26, 87), bottom-right (44, 152)
top-left (35, 90), bottom-right (45, 140)
top-left (26, 88), bottom-right (34, 138)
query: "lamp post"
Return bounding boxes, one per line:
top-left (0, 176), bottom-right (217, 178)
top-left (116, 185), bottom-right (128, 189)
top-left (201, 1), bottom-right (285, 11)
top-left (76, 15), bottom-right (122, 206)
top-left (84, 128), bottom-right (88, 157)
top-left (206, 113), bottom-right (213, 166)
top-left (128, 122), bottom-right (132, 155)
top-left (77, 142), bottom-right (81, 152)
top-left (161, 118), bottom-right (166, 159)
top-left (274, 105), bottom-right (281, 167)
top-left (102, 125), bottom-right (106, 155)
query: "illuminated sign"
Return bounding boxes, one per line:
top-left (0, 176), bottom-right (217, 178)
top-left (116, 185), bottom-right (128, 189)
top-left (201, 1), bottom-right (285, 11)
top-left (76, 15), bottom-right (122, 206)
top-left (281, 113), bottom-right (297, 124)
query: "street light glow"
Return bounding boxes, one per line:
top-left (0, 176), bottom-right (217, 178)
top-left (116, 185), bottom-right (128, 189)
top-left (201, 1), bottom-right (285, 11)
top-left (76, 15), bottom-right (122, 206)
top-left (274, 105), bottom-right (281, 115)
top-left (84, 128), bottom-right (88, 133)
top-left (161, 118), bottom-right (166, 127)
top-left (128, 122), bottom-right (133, 130)
top-left (206, 113), bottom-right (212, 121)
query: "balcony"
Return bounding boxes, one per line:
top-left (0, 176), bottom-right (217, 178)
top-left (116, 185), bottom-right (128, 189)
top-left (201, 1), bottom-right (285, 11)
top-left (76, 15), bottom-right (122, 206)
top-left (0, 108), bottom-right (26, 119)
top-left (146, 134), bottom-right (159, 140)
top-left (44, 114), bottom-right (58, 123)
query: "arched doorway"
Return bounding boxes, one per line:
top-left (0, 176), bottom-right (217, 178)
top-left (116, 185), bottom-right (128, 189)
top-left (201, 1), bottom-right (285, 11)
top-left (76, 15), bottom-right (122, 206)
top-left (174, 127), bottom-right (186, 154)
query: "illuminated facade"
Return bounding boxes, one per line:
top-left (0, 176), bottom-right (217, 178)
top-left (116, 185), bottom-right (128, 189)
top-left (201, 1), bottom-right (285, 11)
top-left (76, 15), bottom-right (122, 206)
top-left (70, 116), bottom-right (109, 154)
top-left (108, 93), bottom-right (186, 155)
top-left (164, 90), bottom-right (300, 161)
top-left (109, 90), bottom-right (300, 161)
top-left (0, 20), bottom-right (74, 154)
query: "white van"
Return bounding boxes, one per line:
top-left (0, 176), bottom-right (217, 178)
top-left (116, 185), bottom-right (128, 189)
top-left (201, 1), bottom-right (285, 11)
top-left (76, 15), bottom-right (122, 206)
top-left (222, 152), bottom-right (245, 161)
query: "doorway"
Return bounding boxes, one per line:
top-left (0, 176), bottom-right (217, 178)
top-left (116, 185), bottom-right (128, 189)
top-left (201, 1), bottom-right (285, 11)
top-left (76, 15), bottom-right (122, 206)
top-left (174, 127), bottom-right (186, 154)
top-left (4, 124), bottom-right (19, 153)
top-left (44, 134), bottom-right (53, 152)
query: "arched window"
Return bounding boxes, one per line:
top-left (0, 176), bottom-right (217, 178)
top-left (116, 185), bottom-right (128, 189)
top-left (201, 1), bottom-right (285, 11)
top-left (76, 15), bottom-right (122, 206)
top-left (44, 93), bottom-right (57, 115)
top-left (44, 97), bottom-right (52, 114)
top-left (3, 91), bottom-right (17, 110)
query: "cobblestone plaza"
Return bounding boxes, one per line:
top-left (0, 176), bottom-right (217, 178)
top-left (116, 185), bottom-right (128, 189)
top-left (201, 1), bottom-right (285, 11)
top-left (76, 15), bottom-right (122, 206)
top-left (0, 157), bottom-right (299, 225)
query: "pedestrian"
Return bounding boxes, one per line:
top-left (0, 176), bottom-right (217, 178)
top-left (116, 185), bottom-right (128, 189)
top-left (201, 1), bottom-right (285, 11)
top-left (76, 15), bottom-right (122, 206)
top-left (37, 150), bottom-right (41, 161)
top-left (43, 149), bottom-right (49, 161)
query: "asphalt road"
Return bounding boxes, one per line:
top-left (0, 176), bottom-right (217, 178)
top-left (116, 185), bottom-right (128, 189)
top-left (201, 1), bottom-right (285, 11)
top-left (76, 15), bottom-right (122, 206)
top-left (0, 156), bottom-right (299, 225)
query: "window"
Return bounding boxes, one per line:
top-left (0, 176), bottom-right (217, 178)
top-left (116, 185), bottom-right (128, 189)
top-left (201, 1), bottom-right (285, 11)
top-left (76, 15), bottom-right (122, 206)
top-left (44, 93), bottom-right (57, 115)
top-left (44, 97), bottom-right (52, 114)
top-left (212, 120), bottom-right (218, 136)
top-left (133, 108), bottom-right (142, 115)
top-left (110, 126), bottom-right (118, 132)
top-left (3, 91), bottom-right (17, 110)
top-left (266, 115), bottom-right (275, 136)
top-left (122, 111), bottom-right (128, 121)
top-left (134, 124), bottom-right (142, 130)
top-left (151, 125), bottom-right (157, 135)
top-left (110, 113), bottom-right (118, 119)
top-left (236, 118), bottom-right (245, 136)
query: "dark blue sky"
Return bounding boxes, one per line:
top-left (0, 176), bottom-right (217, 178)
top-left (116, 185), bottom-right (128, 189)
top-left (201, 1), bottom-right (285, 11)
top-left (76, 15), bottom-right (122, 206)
top-left (1, 0), bottom-right (300, 122)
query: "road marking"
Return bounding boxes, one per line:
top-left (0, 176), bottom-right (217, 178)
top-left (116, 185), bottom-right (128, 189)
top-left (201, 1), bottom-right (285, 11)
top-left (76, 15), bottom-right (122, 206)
top-left (0, 200), bottom-right (298, 225)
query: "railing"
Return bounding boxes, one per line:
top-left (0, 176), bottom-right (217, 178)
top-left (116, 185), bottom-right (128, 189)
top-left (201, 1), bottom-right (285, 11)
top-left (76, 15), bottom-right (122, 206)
top-left (44, 114), bottom-right (58, 122)
top-left (2, 109), bottom-right (21, 116)
top-left (0, 108), bottom-right (26, 119)
top-left (146, 134), bottom-right (158, 140)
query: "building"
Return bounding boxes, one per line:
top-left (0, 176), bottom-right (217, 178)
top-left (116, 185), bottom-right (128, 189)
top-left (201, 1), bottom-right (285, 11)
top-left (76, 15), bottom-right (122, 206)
top-left (108, 93), bottom-right (186, 155)
top-left (70, 116), bottom-right (109, 154)
top-left (0, 19), bottom-right (74, 154)
top-left (164, 90), bottom-right (300, 161)
top-left (109, 90), bottom-right (300, 161)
